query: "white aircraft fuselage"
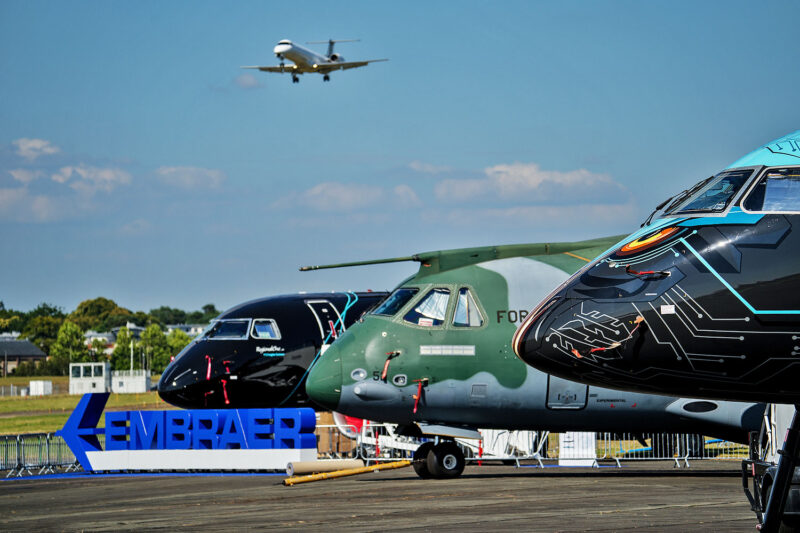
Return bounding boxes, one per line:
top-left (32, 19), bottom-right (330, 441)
top-left (273, 40), bottom-right (340, 69)
top-left (242, 38), bottom-right (387, 83)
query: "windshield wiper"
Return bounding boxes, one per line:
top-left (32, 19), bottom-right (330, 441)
top-left (641, 176), bottom-right (714, 227)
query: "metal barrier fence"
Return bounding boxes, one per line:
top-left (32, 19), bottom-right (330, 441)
top-left (2, 426), bottom-right (749, 477)
top-left (352, 425), bottom-right (749, 467)
top-left (2, 433), bottom-right (79, 477)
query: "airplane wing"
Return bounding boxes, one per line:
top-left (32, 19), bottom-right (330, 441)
top-left (314, 59), bottom-right (388, 72)
top-left (240, 65), bottom-right (300, 73)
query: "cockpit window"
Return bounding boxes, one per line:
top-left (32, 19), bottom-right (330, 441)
top-left (251, 319), bottom-right (281, 340)
top-left (404, 288), bottom-right (450, 327)
top-left (453, 288), bottom-right (484, 327)
top-left (743, 168), bottom-right (800, 213)
top-left (665, 170), bottom-right (753, 215)
top-left (372, 288), bottom-right (419, 316)
top-left (204, 319), bottom-right (250, 340)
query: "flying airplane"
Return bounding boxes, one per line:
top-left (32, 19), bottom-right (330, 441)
top-left (511, 129), bottom-right (800, 532)
top-left (301, 239), bottom-right (764, 479)
top-left (241, 39), bottom-right (388, 84)
top-left (157, 291), bottom-right (387, 409)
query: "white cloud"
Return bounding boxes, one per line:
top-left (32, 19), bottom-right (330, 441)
top-left (156, 166), bottom-right (226, 189)
top-left (393, 184), bottom-right (422, 208)
top-left (12, 138), bottom-right (60, 161)
top-left (299, 182), bottom-right (385, 211)
top-left (435, 162), bottom-right (627, 205)
top-left (409, 161), bottom-right (453, 174)
top-left (52, 165), bottom-right (131, 195)
top-left (234, 73), bottom-right (263, 89)
top-left (0, 187), bottom-right (61, 222)
top-left (286, 182), bottom-right (423, 212)
top-left (8, 169), bottom-right (44, 184)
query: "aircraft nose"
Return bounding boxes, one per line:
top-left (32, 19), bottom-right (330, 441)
top-left (273, 44), bottom-right (291, 55)
top-left (513, 298), bottom-right (576, 375)
top-left (306, 346), bottom-right (342, 410)
top-left (157, 343), bottom-right (210, 408)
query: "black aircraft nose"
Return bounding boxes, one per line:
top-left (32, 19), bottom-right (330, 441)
top-left (157, 342), bottom-right (226, 409)
top-left (512, 297), bottom-right (575, 375)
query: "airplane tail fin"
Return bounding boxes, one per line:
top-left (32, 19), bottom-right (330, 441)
top-left (306, 39), bottom-right (360, 58)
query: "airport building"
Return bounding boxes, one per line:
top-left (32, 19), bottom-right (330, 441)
top-left (0, 338), bottom-right (46, 376)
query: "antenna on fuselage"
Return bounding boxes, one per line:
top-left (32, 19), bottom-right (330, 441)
top-left (306, 39), bottom-right (360, 58)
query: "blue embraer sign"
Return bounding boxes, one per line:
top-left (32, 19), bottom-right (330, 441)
top-left (57, 393), bottom-right (317, 472)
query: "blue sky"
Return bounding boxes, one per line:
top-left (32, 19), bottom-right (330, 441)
top-left (1, 0), bottom-right (798, 314)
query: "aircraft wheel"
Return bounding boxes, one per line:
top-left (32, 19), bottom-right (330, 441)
top-left (323, 74), bottom-right (330, 82)
top-left (426, 441), bottom-right (465, 479)
top-left (413, 442), bottom-right (435, 479)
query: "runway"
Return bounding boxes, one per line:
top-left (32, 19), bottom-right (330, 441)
top-left (0, 461), bottom-right (755, 532)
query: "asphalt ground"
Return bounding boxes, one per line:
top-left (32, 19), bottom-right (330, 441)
top-left (0, 461), bottom-right (757, 532)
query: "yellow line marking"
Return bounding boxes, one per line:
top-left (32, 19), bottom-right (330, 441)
top-left (563, 251), bottom-right (590, 262)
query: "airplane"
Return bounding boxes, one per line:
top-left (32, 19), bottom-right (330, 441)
top-left (301, 238), bottom-right (765, 479)
top-left (157, 291), bottom-right (387, 409)
top-left (511, 129), bottom-right (800, 532)
top-left (241, 39), bottom-right (388, 84)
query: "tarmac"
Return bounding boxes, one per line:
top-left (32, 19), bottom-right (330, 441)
top-left (0, 461), bottom-right (757, 532)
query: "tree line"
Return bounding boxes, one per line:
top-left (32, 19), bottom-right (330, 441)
top-left (0, 297), bottom-right (220, 376)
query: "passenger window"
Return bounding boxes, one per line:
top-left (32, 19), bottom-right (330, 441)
top-left (453, 288), bottom-right (484, 327)
top-left (372, 288), bottom-right (419, 316)
top-left (404, 288), bottom-right (450, 327)
top-left (743, 168), bottom-right (800, 212)
top-left (251, 319), bottom-right (281, 340)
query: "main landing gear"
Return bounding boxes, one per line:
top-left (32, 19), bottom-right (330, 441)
top-left (760, 405), bottom-right (800, 532)
top-left (292, 74), bottom-right (299, 84)
top-left (412, 441), bottom-right (465, 479)
top-left (323, 74), bottom-right (330, 82)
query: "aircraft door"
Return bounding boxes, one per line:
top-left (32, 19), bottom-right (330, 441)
top-left (546, 375), bottom-right (588, 410)
top-left (305, 300), bottom-right (343, 345)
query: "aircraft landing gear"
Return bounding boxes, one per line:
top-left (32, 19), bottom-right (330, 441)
top-left (292, 74), bottom-right (299, 84)
top-left (323, 74), bottom-right (330, 82)
top-left (412, 442), bottom-right (435, 479)
top-left (760, 405), bottom-right (800, 532)
top-left (412, 441), bottom-right (465, 479)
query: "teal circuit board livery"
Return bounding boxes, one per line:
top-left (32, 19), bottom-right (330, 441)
top-left (302, 238), bottom-right (764, 479)
top-left (511, 130), bottom-right (800, 532)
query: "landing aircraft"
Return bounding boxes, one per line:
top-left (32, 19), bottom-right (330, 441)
top-left (241, 39), bottom-right (388, 83)
top-left (157, 291), bottom-right (387, 409)
top-left (302, 239), bottom-right (764, 479)
top-left (512, 130), bottom-right (800, 532)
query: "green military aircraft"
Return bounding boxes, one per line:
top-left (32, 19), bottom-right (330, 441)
top-left (303, 237), bottom-right (765, 479)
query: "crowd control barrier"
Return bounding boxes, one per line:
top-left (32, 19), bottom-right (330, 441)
top-left (3, 426), bottom-right (749, 477)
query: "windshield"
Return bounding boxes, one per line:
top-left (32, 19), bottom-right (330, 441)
top-left (404, 288), bottom-right (450, 327)
top-left (743, 168), bottom-right (800, 212)
top-left (665, 169), bottom-right (753, 215)
top-left (372, 288), bottom-right (419, 316)
top-left (204, 319), bottom-right (250, 339)
top-left (453, 288), bottom-right (484, 327)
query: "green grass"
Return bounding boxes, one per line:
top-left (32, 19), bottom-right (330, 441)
top-left (0, 391), bottom-right (175, 436)
top-left (0, 375), bottom-right (69, 387)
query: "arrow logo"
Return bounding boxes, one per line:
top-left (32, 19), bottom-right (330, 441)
top-left (55, 393), bottom-right (109, 470)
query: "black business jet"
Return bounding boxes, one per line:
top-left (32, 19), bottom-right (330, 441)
top-left (512, 129), bottom-right (800, 532)
top-left (158, 291), bottom-right (387, 409)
